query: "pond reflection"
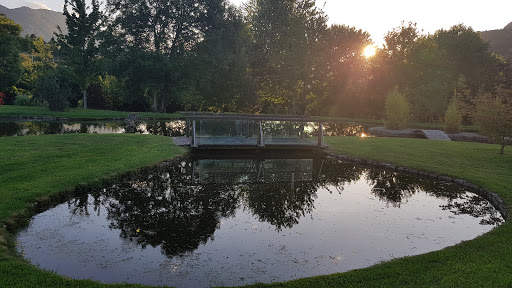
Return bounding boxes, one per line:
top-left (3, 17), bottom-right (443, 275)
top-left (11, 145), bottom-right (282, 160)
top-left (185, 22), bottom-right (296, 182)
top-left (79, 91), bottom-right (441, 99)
top-left (17, 153), bottom-right (503, 287)
top-left (0, 120), bottom-right (186, 137)
top-left (1, 120), bottom-right (371, 138)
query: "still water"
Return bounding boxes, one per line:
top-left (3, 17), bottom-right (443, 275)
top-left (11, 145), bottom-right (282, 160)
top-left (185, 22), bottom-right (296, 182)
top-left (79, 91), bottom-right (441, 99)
top-left (0, 120), bottom-right (187, 137)
top-left (0, 120), bottom-right (369, 137)
top-left (17, 153), bottom-right (502, 287)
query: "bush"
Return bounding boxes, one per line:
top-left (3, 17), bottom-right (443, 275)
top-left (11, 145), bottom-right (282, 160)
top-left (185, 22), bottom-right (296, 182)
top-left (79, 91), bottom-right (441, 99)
top-left (472, 88), bottom-right (512, 154)
top-left (385, 87), bottom-right (410, 129)
top-left (444, 100), bottom-right (462, 133)
top-left (33, 72), bottom-right (71, 111)
top-left (14, 94), bottom-right (32, 106)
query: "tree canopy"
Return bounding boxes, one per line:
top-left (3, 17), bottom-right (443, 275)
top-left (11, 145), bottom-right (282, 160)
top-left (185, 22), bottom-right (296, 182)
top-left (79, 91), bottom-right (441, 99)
top-left (1, 0), bottom-right (510, 129)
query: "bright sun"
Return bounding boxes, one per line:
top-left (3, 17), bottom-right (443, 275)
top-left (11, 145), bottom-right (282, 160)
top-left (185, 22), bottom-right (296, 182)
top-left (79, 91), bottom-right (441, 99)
top-left (363, 45), bottom-right (376, 58)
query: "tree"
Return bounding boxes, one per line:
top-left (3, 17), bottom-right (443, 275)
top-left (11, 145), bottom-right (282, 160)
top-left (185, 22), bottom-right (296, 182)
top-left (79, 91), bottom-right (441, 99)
top-left (55, 0), bottom-right (103, 109)
top-left (385, 87), bottom-right (410, 129)
top-left (322, 24), bottom-right (372, 117)
top-left (33, 71), bottom-right (71, 111)
top-left (249, 0), bottom-right (328, 115)
top-left (434, 24), bottom-right (502, 94)
top-left (0, 15), bottom-right (23, 93)
top-left (444, 99), bottom-right (462, 133)
top-left (188, 5), bottom-right (256, 112)
top-left (472, 88), bottom-right (512, 154)
top-left (105, 0), bottom-right (226, 112)
top-left (17, 37), bottom-right (57, 96)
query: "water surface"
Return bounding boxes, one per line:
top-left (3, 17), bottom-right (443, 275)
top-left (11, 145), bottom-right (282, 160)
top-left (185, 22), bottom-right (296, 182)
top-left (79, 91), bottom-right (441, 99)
top-left (17, 153), bottom-right (502, 287)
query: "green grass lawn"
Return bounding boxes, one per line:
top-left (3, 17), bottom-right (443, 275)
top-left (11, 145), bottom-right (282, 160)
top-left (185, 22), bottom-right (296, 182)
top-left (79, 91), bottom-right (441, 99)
top-left (1, 134), bottom-right (510, 287)
top-left (0, 105), bottom-right (181, 120)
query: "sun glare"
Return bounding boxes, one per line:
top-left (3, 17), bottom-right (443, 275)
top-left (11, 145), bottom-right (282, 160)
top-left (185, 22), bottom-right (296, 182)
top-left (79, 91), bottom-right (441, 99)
top-left (363, 45), bottom-right (376, 58)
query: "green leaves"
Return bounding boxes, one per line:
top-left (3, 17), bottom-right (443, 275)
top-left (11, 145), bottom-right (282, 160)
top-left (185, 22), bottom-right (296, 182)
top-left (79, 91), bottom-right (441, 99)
top-left (385, 87), bottom-right (410, 129)
top-left (0, 15), bottom-right (23, 92)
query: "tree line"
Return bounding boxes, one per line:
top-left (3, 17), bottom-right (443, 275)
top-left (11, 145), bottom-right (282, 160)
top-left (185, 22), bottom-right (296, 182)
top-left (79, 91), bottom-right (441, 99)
top-left (1, 0), bottom-right (511, 125)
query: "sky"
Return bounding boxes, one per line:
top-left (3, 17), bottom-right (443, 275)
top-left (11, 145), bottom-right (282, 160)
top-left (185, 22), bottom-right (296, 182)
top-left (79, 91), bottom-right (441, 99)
top-left (3, 0), bottom-right (511, 45)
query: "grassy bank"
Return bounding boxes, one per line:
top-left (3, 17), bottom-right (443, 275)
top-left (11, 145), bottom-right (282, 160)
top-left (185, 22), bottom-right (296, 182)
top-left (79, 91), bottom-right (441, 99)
top-left (1, 135), bottom-right (510, 287)
top-left (0, 134), bottom-right (184, 287)
top-left (0, 105), bottom-right (180, 120)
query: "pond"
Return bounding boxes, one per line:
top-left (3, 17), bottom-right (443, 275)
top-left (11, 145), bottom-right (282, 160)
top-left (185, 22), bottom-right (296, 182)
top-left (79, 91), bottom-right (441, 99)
top-left (0, 120), bottom-right (187, 137)
top-left (0, 120), bottom-right (371, 138)
top-left (16, 152), bottom-right (503, 287)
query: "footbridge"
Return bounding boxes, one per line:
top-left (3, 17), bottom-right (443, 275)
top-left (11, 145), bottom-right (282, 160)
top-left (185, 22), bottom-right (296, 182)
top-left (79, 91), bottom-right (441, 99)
top-left (173, 113), bottom-right (327, 149)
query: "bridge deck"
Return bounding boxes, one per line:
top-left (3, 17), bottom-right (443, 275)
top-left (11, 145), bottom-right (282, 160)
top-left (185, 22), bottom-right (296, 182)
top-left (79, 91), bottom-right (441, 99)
top-left (177, 114), bottom-right (326, 149)
top-left (173, 136), bottom-right (319, 149)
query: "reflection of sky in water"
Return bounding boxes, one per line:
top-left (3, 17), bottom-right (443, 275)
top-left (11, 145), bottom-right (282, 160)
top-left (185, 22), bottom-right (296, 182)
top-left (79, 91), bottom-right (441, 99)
top-left (0, 121), bottom-right (187, 137)
top-left (0, 120), bottom-right (370, 137)
top-left (17, 156), bottom-right (503, 288)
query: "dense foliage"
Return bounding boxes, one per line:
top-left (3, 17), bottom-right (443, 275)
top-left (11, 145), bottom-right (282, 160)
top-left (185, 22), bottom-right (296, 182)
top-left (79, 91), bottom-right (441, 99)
top-left (1, 1), bottom-right (511, 123)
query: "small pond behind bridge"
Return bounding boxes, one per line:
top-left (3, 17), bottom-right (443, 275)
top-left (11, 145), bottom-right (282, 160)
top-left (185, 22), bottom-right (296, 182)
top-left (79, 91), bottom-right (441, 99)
top-left (17, 152), bottom-right (503, 287)
top-left (0, 119), bottom-right (371, 138)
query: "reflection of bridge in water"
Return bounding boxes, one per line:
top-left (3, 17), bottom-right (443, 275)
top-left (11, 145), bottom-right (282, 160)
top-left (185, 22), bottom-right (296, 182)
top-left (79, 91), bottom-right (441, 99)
top-left (173, 113), bottom-right (327, 149)
top-left (193, 159), bottom-right (314, 184)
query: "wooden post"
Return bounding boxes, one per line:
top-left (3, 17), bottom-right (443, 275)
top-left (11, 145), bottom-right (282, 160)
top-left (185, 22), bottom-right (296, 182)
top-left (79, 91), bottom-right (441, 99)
top-left (258, 120), bottom-right (264, 147)
top-left (318, 122), bottom-right (324, 146)
top-left (191, 120), bottom-right (197, 147)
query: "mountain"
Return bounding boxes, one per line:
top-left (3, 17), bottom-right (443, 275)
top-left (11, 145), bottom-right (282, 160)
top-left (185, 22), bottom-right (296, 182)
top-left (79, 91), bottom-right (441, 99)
top-left (480, 22), bottom-right (512, 59)
top-left (0, 5), bottom-right (66, 41)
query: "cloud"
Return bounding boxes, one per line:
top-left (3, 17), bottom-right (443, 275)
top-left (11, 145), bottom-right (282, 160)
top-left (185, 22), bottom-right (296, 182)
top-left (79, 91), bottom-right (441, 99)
top-left (22, 1), bottom-right (50, 10)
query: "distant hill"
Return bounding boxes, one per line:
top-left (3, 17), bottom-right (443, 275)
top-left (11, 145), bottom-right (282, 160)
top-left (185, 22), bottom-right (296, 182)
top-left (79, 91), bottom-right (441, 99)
top-left (0, 5), bottom-right (66, 41)
top-left (480, 22), bottom-right (512, 59)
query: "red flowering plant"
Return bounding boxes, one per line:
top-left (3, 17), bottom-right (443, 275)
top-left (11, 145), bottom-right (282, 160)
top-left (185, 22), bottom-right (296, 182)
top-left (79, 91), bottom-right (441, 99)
top-left (0, 92), bottom-right (5, 105)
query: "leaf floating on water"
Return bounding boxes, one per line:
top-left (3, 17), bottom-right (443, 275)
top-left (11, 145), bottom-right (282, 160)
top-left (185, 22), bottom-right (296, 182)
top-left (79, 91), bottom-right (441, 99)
top-left (136, 228), bottom-right (140, 233)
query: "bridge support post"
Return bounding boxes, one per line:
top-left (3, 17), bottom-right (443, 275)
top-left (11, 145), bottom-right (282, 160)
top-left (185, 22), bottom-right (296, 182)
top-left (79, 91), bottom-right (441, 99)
top-left (258, 120), bottom-right (264, 147)
top-left (318, 122), bottom-right (324, 146)
top-left (191, 120), bottom-right (197, 147)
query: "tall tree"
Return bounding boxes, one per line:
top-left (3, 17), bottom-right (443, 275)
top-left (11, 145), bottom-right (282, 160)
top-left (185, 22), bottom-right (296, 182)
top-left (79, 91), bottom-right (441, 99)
top-left (322, 24), bottom-right (372, 117)
top-left (55, 0), bottom-right (103, 109)
top-left (188, 5), bottom-right (256, 112)
top-left (433, 24), bottom-right (502, 94)
top-left (106, 0), bottom-right (226, 112)
top-left (0, 15), bottom-right (23, 93)
top-left (250, 0), bottom-right (327, 115)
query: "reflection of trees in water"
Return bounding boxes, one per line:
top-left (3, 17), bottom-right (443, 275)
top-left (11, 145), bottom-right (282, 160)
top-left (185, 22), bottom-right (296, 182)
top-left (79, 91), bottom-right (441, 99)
top-left (101, 161), bottom-right (239, 257)
top-left (263, 121), bottom-right (314, 138)
top-left (366, 170), bottom-right (500, 225)
top-left (440, 194), bottom-right (503, 225)
top-left (366, 170), bottom-right (424, 207)
top-left (67, 156), bottom-right (502, 257)
top-left (322, 123), bottom-right (368, 137)
top-left (242, 182), bottom-right (318, 231)
top-left (140, 121), bottom-right (186, 137)
top-left (366, 170), bottom-right (467, 207)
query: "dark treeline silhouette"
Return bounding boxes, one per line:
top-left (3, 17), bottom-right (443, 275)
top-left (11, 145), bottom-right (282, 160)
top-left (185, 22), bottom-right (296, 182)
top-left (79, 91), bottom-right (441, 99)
top-left (1, 0), bottom-right (511, 123)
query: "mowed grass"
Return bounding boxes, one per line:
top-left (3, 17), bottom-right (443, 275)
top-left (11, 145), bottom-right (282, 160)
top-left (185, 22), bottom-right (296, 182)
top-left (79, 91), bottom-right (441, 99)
top-left (0, 105), bottom-right (180, 120)
top-left (1, 134), bottom-right (511, 287)
top-left (0, 134), bottom-right (184, 287)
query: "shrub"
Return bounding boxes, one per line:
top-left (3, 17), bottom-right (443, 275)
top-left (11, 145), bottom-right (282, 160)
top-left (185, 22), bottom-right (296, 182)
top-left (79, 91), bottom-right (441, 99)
top-left (472, 88), bottom-right (512, 154)
top-left (33, 72), bottom-right (71, 111)
top-left (444, 100), bottom-right (462, 133)
top-left (385, 87), bottom-right (410, 130)
top-left (14, 94), bottom-right (32, 106)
